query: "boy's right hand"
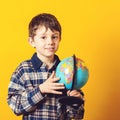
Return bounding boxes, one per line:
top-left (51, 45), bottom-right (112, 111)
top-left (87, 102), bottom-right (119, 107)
top-left (39, 71), bottom-right (65, 95)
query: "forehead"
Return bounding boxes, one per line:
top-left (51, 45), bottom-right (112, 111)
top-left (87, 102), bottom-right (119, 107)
top-left (35, 25), bottom-right (60, 35)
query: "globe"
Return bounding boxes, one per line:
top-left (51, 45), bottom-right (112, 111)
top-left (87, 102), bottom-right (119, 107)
top-left (56, 55), bottom-right (89, 90)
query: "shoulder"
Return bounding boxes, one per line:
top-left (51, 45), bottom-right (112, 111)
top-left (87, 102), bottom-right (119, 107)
top-left (12, 59), bottom-right (33, 76)
top-left (19, 60), bottom-right (33, 69)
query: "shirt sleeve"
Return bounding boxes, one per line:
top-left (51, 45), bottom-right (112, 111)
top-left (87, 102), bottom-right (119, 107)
top-left (7, 66), bottom-right (44, 115)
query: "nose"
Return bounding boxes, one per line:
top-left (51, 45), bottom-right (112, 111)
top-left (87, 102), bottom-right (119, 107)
top-left (47, 37), bottom-right (54, 44)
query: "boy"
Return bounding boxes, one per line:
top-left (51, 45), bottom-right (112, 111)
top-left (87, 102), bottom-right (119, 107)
top-left (7, 13), bottom-right (84, 120)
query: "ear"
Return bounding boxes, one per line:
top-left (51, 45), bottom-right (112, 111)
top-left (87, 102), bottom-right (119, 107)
top-left (28, 37), bottom-right (35, 48)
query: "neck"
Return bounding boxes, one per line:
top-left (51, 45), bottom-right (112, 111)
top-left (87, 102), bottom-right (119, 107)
top-left (37, 53), bottom-right (54, 68)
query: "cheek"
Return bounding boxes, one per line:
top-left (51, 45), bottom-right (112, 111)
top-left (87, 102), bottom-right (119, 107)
top-left (55, 43), bottom-right (59, 49)
top-left (36, 41), bottom-right (44, 47)
top-left (34, 43), bottom-right (42, 50)
top-left (55, 40), bottom-right (60, 46)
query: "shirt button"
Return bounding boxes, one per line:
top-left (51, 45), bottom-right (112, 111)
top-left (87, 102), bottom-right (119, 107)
top-left (46, 105), bottom-right (50, 109)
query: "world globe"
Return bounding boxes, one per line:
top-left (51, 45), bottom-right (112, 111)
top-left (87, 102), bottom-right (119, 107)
top-left (56, 55), bottom-right (89, 90)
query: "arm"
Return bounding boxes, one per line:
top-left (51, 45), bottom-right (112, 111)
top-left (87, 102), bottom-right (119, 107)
top-left (7, 69), bottom-right (65, 116)
top-left (7, 69), bottom-right (44, 115)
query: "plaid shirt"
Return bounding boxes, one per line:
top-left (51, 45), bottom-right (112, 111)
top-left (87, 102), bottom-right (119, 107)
top-left (7, 53), bottom-right (84, 120)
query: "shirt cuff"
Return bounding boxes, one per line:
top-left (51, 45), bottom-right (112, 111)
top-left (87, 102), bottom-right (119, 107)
top-left (28, 86), bottom-right (44, 105)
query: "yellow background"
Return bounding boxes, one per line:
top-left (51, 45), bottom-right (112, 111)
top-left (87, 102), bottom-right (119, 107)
top-left (0, 0), bottom-right (120, 120)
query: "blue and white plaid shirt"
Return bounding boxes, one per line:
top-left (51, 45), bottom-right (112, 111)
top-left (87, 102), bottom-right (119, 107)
top-left (7, 53), bottom-right (84, 120)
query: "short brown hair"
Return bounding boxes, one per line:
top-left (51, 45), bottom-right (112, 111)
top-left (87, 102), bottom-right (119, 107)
top-left (28, 13), bottom-right (62, 38)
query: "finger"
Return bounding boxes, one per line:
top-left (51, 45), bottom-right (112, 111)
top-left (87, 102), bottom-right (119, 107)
top-left (51, 90), bottom-right (63, 95)
top-left (53, 82), bottom-right (65, 87)
top-left (52, 77), bottom-right (60, 82)
top-left (69, 92), bottom-right (77, 96)
top-left (49, 84), bottom-right (65, 91)
top-left (53, 85), bottom-right (65, 90)
top-left (69, 90), bottom-right (78, 96)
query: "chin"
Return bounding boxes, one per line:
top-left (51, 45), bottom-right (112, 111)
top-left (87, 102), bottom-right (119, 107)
top-left (46, 54), bottom-right (55, 58)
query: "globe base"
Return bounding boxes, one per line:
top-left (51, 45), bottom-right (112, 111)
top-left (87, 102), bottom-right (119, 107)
top-left (58, 96), bottom-right (84, 109)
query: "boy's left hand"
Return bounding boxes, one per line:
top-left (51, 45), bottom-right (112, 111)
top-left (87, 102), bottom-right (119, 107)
top-left (67, 90), bottom-right (84, 100)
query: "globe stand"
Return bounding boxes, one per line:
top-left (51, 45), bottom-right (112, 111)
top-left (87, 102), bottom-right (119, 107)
top-left (57, 90), bottom-right (84, 119)
top-left (58, 96), bottom-right (84, 109)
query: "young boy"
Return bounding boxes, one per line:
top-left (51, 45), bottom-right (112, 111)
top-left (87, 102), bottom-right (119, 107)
top-left (7, 13), bottom-right (85, 120)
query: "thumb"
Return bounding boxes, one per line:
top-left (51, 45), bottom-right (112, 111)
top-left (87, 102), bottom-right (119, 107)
top-left (67, 90), bottom-right (71, 96)
top-left (49, 71), bottom-right (55, 79)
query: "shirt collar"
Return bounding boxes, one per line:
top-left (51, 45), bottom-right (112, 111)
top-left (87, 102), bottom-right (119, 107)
top-left (31, 53), bottom-right (60, 70)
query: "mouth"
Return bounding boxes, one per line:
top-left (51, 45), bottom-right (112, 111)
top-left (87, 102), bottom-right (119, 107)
top-left (46, 48), bottom-right (55, 51)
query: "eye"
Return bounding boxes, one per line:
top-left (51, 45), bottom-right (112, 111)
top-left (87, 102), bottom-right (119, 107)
top-left (41, 36), bottom-right (46, 40)
top-left (52, 35), bottom-right (59, 40)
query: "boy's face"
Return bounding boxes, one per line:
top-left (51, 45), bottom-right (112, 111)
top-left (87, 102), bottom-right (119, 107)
top-left (29, 26), bottom-right (61, 59)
